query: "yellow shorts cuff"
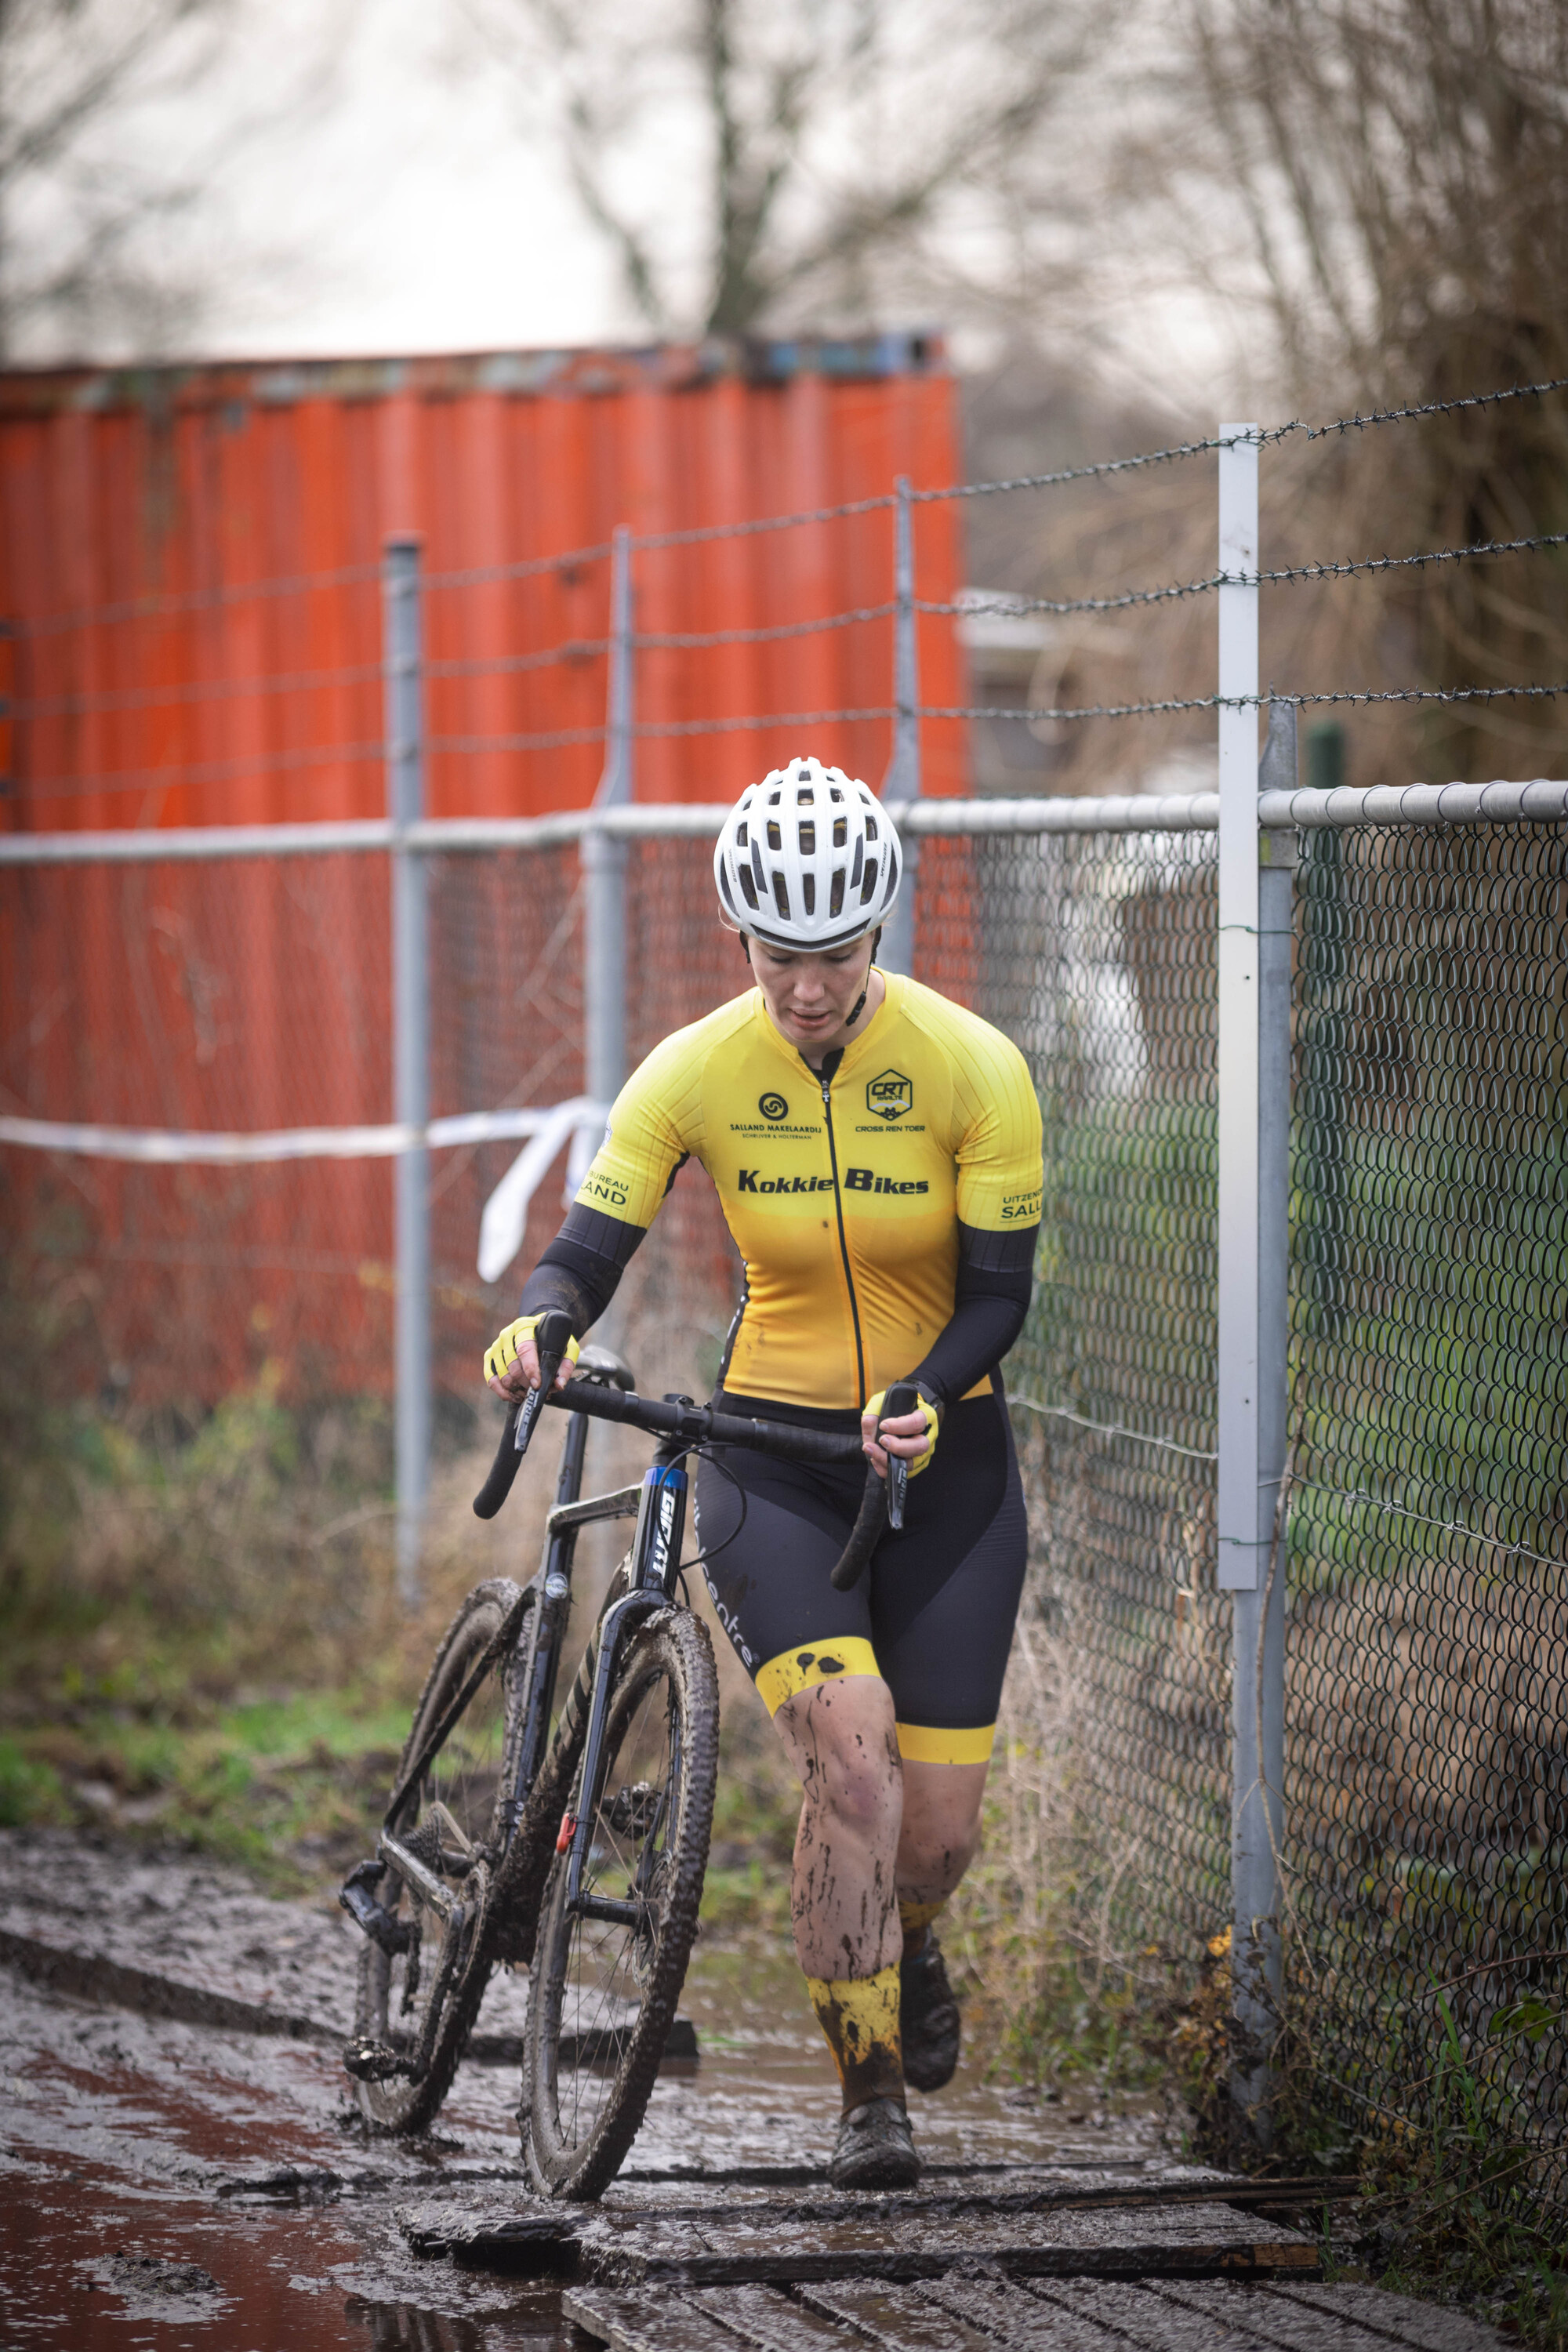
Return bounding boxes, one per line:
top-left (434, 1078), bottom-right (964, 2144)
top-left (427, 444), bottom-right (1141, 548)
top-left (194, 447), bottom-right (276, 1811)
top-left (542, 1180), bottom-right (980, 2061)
top-left (757, 1636), bottom-right (881, 1717)
top-left (895, 1720), bottom-right (996, 1766)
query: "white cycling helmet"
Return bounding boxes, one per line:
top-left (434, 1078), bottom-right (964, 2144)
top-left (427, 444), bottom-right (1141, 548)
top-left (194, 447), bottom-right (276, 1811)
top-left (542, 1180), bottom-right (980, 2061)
top-left (713, 755), bottom-right (902, 951)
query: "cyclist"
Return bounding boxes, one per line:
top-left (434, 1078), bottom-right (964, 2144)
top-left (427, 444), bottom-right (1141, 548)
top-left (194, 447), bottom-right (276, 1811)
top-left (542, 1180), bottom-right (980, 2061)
top-left (486, 757), bottom-right (1042, 2189)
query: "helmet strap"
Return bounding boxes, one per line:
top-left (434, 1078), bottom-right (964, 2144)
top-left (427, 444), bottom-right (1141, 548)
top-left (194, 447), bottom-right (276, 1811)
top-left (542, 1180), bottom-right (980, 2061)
top-left (844, 930), bottom-right (884, 1029)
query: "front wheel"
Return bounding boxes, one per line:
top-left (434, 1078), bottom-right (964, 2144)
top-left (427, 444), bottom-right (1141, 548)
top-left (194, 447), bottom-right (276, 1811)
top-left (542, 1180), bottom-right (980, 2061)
top-left (350, 1577), bottom-right (524, 2132)
top-left (521, 1607), bottom-right (717, 2200)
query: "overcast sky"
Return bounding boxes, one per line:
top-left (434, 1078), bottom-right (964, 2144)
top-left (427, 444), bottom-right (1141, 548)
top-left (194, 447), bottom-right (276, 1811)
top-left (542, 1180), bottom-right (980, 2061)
top-left (44, 0), bottom-right (1238, 410)
top-left (176, 0), bottom-right (634, 360)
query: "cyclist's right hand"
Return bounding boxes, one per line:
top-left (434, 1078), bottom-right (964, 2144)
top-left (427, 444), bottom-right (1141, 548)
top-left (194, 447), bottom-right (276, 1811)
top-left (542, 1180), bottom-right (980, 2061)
top-left (485, 1314), bottom-right (581, 1400)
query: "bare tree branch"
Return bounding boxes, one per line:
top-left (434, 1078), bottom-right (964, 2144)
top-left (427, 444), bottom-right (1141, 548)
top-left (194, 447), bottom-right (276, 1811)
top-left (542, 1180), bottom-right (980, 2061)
top-left (456, 0), bottom-right (1125, 338)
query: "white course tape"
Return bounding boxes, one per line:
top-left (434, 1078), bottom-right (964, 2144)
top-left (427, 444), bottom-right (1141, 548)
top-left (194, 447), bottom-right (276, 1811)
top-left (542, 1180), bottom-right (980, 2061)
top-left (0, 1101), bottom-right (608, 1171)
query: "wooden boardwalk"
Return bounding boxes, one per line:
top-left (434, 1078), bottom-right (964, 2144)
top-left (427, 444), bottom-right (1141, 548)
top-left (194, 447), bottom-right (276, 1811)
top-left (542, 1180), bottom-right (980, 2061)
top-left (0, 1833), bottom-right (1512, 2352)
top-left (567, 2275), bottom-right (1508, 2352)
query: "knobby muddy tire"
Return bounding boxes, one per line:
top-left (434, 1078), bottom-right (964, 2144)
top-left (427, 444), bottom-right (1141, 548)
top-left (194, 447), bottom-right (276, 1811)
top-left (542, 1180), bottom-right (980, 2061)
top-left (521, 1607), bottom-right (718, 2201)
top-left (350, 1577), bottom-right (524, 2133)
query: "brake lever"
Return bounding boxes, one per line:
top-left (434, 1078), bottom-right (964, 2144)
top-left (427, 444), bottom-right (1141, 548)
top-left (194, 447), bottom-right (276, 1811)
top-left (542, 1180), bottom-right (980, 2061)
top-left (512, 1308), bottom-right (576, 1463)
top-left (880, 1381), bottom-right (920, 1533)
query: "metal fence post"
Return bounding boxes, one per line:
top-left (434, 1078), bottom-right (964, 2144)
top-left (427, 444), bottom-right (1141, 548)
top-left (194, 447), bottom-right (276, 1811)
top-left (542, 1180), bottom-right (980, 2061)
top-left (384, 536), bottom-right (430, 1611)
top-left (880, 476), bottom-right (920, 977)
top-left (1231, 700), bottom-right (1297, 2145)
top-left (583, 524), bottom-right (632, 1106)
top-left (1214, 422), bottom-right (1281, 2137)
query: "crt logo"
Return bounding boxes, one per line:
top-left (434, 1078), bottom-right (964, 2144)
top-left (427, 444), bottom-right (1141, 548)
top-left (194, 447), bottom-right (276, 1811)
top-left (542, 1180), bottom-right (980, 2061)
top-left (866, 1069), bottom-right (913, 1121)
top-left (758, 1092), bottom-right (789, 1121)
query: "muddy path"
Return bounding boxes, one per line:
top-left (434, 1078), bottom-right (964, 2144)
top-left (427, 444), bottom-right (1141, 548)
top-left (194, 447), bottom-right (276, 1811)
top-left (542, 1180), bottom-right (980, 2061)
top-left (1, 1830), bottom-right (1162, 2348)
top-left (0, 1831), bottom-right (1505, 2352)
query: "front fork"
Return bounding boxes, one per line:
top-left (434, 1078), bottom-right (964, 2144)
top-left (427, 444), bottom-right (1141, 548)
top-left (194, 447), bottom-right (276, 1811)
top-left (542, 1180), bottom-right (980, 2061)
top-left (563, 1443), bottom-right (688, 1926)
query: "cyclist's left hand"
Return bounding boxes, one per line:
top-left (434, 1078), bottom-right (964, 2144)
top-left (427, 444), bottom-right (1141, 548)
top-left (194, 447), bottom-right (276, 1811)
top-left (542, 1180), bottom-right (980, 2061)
top-left (861, 1388), bottom-right (940, 1482)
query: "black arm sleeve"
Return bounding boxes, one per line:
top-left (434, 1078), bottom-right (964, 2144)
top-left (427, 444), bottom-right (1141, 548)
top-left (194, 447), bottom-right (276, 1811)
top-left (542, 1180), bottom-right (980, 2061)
top-left (517, 1203), bottom-right (648, 1335)
top-left (907, 1220), bottom-right (1037, 1410)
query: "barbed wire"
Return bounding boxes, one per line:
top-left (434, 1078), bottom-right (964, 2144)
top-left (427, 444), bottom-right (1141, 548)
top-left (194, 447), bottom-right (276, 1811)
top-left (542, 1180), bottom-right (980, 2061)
top-left (1268, 374), bottom-right (1568, 446)
top-left (13, 662), bottom-right (387, 722)
top-left (420, 541), bottom-right (613, 590)
top-left (16, 564), bottom-right (382, 641)
top-left (16, 739), bottom-right (387, 800)
top-left (936, 681), bottom-right (1568, 725)
top-left (429, 725), bottom-right (608, 754)
top-left (18, 381), bottom-right (1565, 642)
top-left (426, 641), bottom-right (610, 679)
top-left (930, 530), bottom-right (1568, 623)
top-left (635, 603), bottom-right (896, 650)
top-left (21, 520), bottom-right (1559, 724)
top-left (913, 429), bottom-right (1247, 507)
top-left (633, 706), bottom-right (894, 739)
top-left (631, 494), bottom-right (897, 551)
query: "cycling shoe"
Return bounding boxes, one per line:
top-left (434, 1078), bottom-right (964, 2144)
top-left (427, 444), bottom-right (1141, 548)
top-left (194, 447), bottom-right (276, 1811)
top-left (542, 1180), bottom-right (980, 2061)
top-left (900, 1931), bottom-right (960, 2092)
top-left (828, 2095), bottom-right (921, 2190)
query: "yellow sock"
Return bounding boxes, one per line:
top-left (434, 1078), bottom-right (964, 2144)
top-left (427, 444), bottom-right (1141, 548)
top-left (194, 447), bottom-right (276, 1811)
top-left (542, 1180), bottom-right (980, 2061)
top-left (805, 1962), bottom-right (904, 2111)
top-left (899, 1896), bottom-right (947, 1951)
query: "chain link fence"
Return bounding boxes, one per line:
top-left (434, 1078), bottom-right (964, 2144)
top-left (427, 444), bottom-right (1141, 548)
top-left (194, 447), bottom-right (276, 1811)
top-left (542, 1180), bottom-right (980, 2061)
top-left (3, 802), bottom-right (1566, 2212)
top-left (1287, 816), bottom-right (1568, 2209)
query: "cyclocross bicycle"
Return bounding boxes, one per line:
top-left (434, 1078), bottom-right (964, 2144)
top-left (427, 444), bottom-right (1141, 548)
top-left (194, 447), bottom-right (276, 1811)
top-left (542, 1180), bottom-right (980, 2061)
top-left (336, 1309), bottom-right (913, 2201)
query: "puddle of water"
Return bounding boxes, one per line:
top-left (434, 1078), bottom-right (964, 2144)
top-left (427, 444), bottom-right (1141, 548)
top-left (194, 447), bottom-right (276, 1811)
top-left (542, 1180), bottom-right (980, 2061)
top-left (2, 1859), bottom-right (1163, 2347)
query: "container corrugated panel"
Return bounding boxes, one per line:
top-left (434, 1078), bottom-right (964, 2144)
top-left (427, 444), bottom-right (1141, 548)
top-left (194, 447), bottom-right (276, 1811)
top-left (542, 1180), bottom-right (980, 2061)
top-left (0, 335), bottom-right (966, 829)
top-left (0, 339), bottom-right (967, 1406)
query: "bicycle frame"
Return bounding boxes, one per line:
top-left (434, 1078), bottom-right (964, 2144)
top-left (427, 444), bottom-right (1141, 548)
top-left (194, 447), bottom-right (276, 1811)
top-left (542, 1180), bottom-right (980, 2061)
top-left (561, 1432), bottom-right (691, 1927)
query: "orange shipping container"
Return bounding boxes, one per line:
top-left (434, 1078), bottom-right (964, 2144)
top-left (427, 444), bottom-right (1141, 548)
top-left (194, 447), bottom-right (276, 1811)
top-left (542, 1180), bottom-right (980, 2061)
top-left (0, 339), bottom-right (971, 1409)
top-left (1, 335), bottom-right (967, 833)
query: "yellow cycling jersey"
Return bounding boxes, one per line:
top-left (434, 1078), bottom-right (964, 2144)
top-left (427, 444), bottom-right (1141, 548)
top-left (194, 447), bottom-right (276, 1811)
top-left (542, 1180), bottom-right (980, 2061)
top-left (573, 973), bottom-right (1043, 1410)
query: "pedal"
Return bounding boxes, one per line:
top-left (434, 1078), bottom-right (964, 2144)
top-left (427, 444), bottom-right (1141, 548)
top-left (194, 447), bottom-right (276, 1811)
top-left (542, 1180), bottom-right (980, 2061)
top-left (339, 1860), bottom-right (412, 1955)
top-left (341, 2035), bottom-right (419, 2084)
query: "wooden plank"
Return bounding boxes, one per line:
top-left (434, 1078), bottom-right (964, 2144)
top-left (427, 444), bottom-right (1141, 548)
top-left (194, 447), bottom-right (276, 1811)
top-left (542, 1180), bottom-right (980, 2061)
top-left (1024, 2277), bottom-right (1278, 2350)
top-left (596, 2172), bottom-right (1352, 2234)
top-left (921, 2274), bottom-right (1136, 2347)
top-left (1266, 2284), bottom-right (1509, 2352)
top-left (800, 2280), bottom-right (999, 2348)
top-left (564, 2286), bottom-right (752, 2352)
top-left (1151, 2278), bottom-right (1406, 2350)
top-left (395, 2194), bottom-right (579, 2266)
top-left (689, 2284), bottom-right (854, 2348)
top-left (578, 2198), bottom-right (1321, 2290)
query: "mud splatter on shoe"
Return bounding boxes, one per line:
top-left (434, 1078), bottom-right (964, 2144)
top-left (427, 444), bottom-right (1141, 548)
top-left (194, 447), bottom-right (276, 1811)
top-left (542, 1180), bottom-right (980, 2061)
top-left (827, 2095), bottom-right (921, 2190)
top-left (900, 1930), bottom-right (960, 2093)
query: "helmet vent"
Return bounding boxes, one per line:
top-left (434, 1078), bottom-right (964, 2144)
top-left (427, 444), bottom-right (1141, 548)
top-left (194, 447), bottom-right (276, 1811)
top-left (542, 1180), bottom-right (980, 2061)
top-left (851, 836), bottom-right (864, 888)
top-left (738, 865), bottom-right (759, 910)
top-left (773, 873), bottom-right (791, 920)
top-left (829, 869), bottom-right (845, 917)
top-left (798, 821), bottom-right (815, 854)
top-left (833, 818), bottom-right (847, 847)
top-left (866, 818), bottom-right (878, 841)
top-left (802, 874), bottom-right (815, 914)
top-left (735, 822), bottom-right (748, 848)
top-left (797, 767), bottom-right (811, 782)
top-left (766, 820), bottom-right (782, 851)
top-left (860, 858), bottom-right (878, 905)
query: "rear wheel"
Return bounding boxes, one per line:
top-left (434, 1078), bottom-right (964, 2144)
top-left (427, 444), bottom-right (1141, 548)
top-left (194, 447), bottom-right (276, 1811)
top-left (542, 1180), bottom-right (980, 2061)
top-left (521, 1607), bottom-right (717, 2200)
top-left (350, 1577), bottom-right (524, 2132)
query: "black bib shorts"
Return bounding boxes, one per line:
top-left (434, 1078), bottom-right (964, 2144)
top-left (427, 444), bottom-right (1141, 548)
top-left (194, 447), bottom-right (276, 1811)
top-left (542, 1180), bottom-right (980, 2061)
top-left (693, 1378), bottom-right (1028, 1766)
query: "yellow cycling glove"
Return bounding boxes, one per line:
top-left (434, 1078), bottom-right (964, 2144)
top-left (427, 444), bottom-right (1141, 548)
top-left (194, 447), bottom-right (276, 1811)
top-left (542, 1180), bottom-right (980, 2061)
top-left (484, 1314), bottom-right (581, 1386)
top-left (862, 1387), bottom-right (941, 1475)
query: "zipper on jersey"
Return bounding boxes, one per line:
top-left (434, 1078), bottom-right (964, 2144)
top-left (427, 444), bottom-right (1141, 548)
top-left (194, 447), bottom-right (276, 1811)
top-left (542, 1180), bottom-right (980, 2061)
top-left (813, 1047), bottom-right (867, 1405)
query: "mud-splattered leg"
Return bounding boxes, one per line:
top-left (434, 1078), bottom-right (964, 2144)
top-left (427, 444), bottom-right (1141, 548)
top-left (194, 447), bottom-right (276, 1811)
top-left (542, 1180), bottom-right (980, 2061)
top-left (772, 1674), bottom-right (905, 2104)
